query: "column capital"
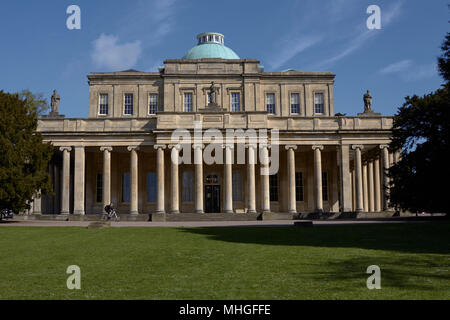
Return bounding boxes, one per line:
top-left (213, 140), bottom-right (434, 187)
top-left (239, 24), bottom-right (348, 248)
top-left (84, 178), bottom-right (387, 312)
top-left (153, 144), bottom-right (166, 150)
top-left (245, 144), bottom-right (258, 150)
top-left (100, 146), bottom-right (113, 152)
top-left (312, 145), bottom-right (324, 151)
top-left (352, 144), bottom-right (364, 150)
top-left (379, 144), bottom-right (389, 150)
top-left (285, 145), bottom-right (298, 151)
top-left (192, 144), bottom-right (205, 150)
top-left (222, 144), bottom-right (234, 150)
top-left (127, 146), bottom-right (140, 152)
top-left (168, 144), bottom-right (182, 150)
top-left (59, 146), bottom-right (72, 152)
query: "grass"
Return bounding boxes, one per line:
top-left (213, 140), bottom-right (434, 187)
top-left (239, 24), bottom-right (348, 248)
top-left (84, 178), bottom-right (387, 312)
top-left (0, 222), bottom-right (449, 299)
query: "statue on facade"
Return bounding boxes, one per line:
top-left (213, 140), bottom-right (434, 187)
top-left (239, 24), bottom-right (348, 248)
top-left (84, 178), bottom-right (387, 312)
top-left (51, 90), bottom-right (60, 114)
top-left (363, 90), bottom-right (373, 113)
top-left (209, 81), bottom-right (217, 105)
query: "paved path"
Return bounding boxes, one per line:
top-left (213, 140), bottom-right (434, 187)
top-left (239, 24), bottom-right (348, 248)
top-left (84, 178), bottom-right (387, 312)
top-left (0, 218), bottom-right (434, 228)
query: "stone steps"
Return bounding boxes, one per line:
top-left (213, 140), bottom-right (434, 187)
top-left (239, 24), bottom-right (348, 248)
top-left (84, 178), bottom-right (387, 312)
top-left (163, 213), bottom-right (261, 222)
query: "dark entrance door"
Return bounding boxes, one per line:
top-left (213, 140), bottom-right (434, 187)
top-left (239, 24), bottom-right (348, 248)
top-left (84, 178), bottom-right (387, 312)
top-left (205, 185), bottom-right (220, 213)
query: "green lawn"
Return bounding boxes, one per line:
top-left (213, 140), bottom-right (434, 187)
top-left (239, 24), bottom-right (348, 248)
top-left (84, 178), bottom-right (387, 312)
top-left (0, 222), bottom-right (449, 299)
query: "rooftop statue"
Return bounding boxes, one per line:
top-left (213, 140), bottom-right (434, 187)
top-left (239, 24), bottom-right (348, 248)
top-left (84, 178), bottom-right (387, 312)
top-left (51, 89), bottom-right (60, 114)
top-left (363, 90), bottom-right (372, 112)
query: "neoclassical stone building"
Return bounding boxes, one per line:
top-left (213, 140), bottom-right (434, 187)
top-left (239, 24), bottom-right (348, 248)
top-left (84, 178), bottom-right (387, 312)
top-left (32, 32), bottom-right (398, 220)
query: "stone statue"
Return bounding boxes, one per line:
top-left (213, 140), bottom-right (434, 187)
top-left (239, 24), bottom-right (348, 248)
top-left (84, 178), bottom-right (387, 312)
top-left (51, 90), bottom-right (60, 114)
top-left (363, 90), bottom-right (372, 112)
top-left (209, 82), bottom-right (217, 105)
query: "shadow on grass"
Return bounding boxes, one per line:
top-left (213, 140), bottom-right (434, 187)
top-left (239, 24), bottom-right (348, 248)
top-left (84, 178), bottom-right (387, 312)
top-left (178, 222), bottom-right (450, 255)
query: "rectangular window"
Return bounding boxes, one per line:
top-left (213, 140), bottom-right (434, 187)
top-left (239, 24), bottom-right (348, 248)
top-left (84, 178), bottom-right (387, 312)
top-left (147, 172), bottom-right (157, 203)
top-left (96, 173), bottom-right (103, 203)
top-left (290, 93), bottom-right (300, 114)
top-left (148, 94), bottom-right (158, 114)
top-left (99, 94), bottom-right (108, 115)
top-left (184, 93), bottom-right (193, 112)
top-left (266, 93), bottom-right (275, 114)
top-left (295, 172), bottom-right (304, 202)
top-left (232, 172), bottom-right (243, 201)
top-left (314, 93), bottom-right (324, 114)
top-left (322, 172), bottom-right (328, 201)
top-left (182, 171), bottom-right (194, 202)
top-left (231, 92), bottom-right (240, 112)
top-left (124, 93), bottom-right (133, 115)
top-left (269, 174), bottom-right (278, 202)
top-left (122, 173), bottom-right (131, 203)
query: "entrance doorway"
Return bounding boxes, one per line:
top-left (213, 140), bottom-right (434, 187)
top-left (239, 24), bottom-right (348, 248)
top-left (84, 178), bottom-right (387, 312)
top-left (205, 185), bottom-right (220, 213)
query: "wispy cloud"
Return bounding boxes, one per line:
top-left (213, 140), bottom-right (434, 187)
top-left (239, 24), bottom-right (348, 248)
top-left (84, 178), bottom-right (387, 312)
top-left (91, 34), bottom-right (142, 71)
top-left (379, 60), bottom-right (436, 81)
top-left (314, 0), bottom-right (404, 69)
top-left (269, 36), bottom-right (323, 70)
top-left (379, 59), bottom-right (413, 74)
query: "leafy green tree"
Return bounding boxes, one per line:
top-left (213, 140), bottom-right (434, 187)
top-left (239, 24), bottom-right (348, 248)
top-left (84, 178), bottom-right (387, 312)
top-left (389, 32), bottom-right (450, 215)
top-left (0, 91), bottom-right (53, 213)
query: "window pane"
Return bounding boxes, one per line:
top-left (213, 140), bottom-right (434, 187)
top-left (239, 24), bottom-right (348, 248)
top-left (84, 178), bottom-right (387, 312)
top-left (99, 94), bottom-right (108, 115)
top-left (232, 172), bottom-right (242, 201)
top-left (147, 173), bottom-right (157, 202)
top-left (122, 173), bottom-right (131, 202)
top-left (149, 94), bottom-right (158, 114)
top-left (96, 173), bottom-right (103, 203)
top-left (290, 93), bottom-right (300, 114)
top-left (124, 94), bottom-right (133, 115)
top-left (295, 172), bottom-right (304, 202)
top-left (266, 93), bottom-right (275, 114)
top-left (231, 92), bottom-right (240, 112)
top-left (269, 174), bottom-right (278, 201)
top-left (314, 93), bottom-right (324, 114)
top-left (184, 93), bottom-right (193, 112)
top-left (182, 171), bottom-right (194, 202)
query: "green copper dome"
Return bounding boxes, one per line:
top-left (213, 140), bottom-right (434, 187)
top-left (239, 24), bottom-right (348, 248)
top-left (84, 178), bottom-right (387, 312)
top-left (182, 32), bottom-right (240, 60)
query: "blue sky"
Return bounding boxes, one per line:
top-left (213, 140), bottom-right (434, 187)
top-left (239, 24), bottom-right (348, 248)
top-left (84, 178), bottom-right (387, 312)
top-left (0, 0), bottom-right (448, 118)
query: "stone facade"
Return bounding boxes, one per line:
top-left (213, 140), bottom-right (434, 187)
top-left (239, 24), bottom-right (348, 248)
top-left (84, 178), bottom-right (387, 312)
top-left (33, 38), bottom-right (396, 219)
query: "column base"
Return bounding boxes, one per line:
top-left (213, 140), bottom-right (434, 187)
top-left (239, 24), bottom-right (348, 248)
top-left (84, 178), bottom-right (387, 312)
top-left (224, 210), bottom-right (234, 214)
top-left (247, 209), bottom-right (257, 214)
top-left (60, 212), bottom-right (69, 216)
top-left (288, 210), bottom-right (298, 214)
top-left (73, 210), bottom-right (85, 215)
top-left (130, 211), bottom-right (139, 215)
top-left (194, 210), bottom-right (204, 214)
top-left (170, 210), bottom-right (180, 214)
top-left (154, 210), bottom-right (166, 214)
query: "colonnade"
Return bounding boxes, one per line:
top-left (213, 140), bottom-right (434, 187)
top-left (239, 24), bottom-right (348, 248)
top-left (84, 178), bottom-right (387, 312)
top-left (33, 143), bottom-right (399, 215)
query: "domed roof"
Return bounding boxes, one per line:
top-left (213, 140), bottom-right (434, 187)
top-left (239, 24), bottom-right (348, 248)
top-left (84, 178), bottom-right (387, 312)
top-left (182, 32), bottom-right (240, 60)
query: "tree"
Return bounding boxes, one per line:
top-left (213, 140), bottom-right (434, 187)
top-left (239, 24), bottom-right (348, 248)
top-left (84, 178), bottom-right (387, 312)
top-left (0, 90), bottom-right (53, 213)
top-left (389, 32), bottom-right (450, 215)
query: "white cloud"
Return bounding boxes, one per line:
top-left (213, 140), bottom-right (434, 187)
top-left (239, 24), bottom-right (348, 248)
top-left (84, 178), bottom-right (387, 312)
top-left (269, 36), bottom-right (323, 70)
top-left (379, 59), bottom-right (413, 74)
top-left (379, 60), bottom-right (436, 81)
top-left (91, 34), bottom-right (142, 71)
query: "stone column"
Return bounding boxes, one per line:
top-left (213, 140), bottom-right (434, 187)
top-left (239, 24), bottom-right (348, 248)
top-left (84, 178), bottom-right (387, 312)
top-left (224, 145), bottom-right (233, 213)
top-left (169, 145), bottom-right (180, 214)
top-left (380, 145), bottom-right (390, 211)
top-left (352, 145), bottom-right (364, 213)
top-left (100, 147), bottom-right (112, 207)
top-left (128, 146), bottom-right (139, 215)
top-left (73, 146), bottom-right (85, 215)
top-left (368, 160), bottom-right (375, 212)
top-left (389, 152), bottom-right (394, 167)
top-left (247, 145), bottom-right (257, 214)
top-left (394, 150), bottom-right (401, 164)
top-left (339, 144), bottom-right (352, 212)
top-left (374, 156), bottom-right (381, 212)
top-left (362, 162), bottom-right (369, 212)
top-left (260, 145), bottom-right (270, 213)
top-left (154, 145), bottom-right (166, 214)
top-left (312, 145), bottom-right (324, 212)
top-left (286, 145), bottom-right (298, 214)
top-left (60, 147), bottom-right (72, 215)
top-left (193, 144), bottom-right (204, 214)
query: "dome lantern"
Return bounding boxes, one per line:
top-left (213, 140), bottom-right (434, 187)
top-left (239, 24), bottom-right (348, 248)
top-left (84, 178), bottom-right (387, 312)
top-left (182, 32), bottom-right (240, 60)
